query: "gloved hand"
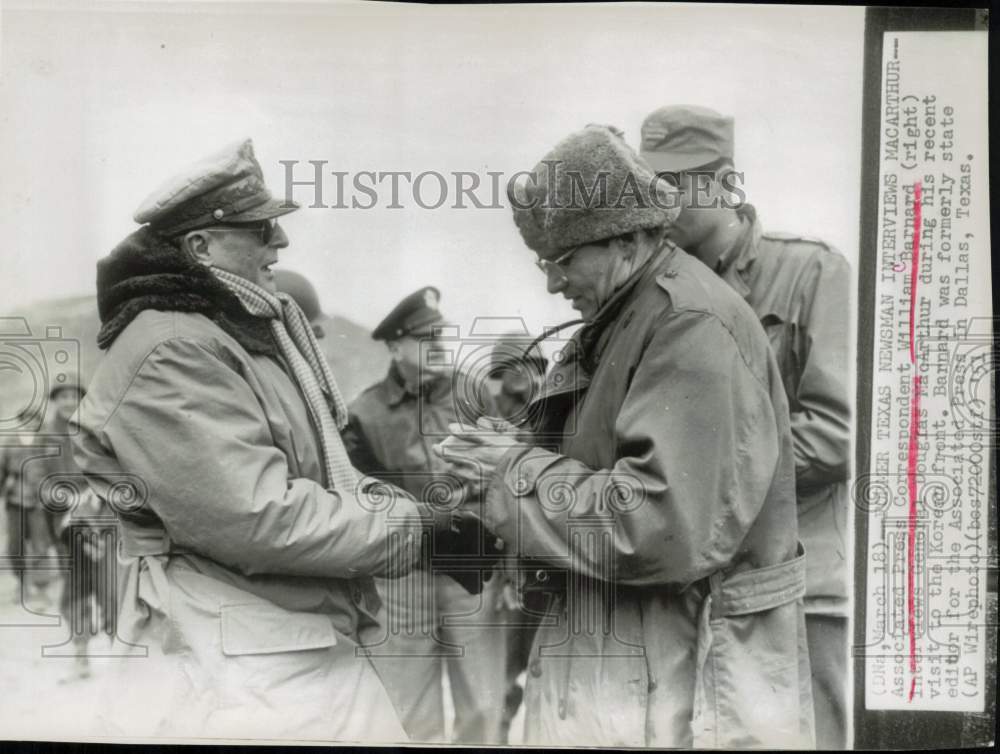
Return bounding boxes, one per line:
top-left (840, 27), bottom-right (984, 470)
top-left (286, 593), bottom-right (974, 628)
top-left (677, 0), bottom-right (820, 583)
top-left (421, 505), bottom-right (505, 595)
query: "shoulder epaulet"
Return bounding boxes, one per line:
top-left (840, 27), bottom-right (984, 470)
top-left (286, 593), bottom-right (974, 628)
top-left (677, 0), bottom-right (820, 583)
top-left (655, 267), bottom-right (705, 313)
top-left (761, 230), bottom-right (833, 249)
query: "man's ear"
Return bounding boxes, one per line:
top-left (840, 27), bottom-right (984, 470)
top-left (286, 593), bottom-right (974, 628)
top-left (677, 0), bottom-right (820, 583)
top-left (714, 161), bottom-right (737, 188)
top-left (386, 340), bottom-right (401, 361)
top-left (180, 231), bottom-right (213, 267)
top-left (611, 233), bottom-right (637, 260)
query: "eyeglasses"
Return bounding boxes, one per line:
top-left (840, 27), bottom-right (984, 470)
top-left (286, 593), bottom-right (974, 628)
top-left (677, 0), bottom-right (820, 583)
top-left (534, 245), bottom-right (583, 282)
top-left (202, 218), bottom-right (279, 244)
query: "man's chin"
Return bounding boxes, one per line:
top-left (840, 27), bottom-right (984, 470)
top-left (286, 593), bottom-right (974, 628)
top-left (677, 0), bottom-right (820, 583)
top-left (259, 271), bottom-right (277, 293)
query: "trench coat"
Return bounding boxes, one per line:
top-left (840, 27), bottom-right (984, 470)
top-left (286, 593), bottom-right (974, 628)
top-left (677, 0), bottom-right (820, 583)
top-left (482, 244), bottom-right (815, 747)
top-left (71, 309), bottom-right (426, 742)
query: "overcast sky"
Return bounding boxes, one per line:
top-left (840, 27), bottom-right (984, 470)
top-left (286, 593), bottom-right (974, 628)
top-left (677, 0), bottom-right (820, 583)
top-left (1, 0), bottom-right (864, 342)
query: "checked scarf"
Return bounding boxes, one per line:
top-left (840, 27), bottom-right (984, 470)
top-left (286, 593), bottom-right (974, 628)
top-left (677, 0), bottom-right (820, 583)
top-left (211, 268), bottom-right (358, 492)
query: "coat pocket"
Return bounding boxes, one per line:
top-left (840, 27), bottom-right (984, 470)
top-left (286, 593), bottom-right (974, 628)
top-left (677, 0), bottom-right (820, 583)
top-left (691, 550), bottom-right (814, 749)
top-left (220, 601), bottom-right (339, 656)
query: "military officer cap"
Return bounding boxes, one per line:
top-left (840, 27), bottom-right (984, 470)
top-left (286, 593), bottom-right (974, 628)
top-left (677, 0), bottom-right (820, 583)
top-left (489, 332), bottom-right (548, 378)
top-left (639, 105), bottom-right (735, 174)
top-left (274, 269), bottom-right (324, 322)
top-left (372, 286), bottom-right (443, 342)
top-left (133, 139), bottom-right (299, 237)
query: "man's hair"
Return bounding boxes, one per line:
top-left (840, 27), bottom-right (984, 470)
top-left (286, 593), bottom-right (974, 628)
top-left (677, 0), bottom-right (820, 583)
top-left (590, 225), bottom-right (667, 249)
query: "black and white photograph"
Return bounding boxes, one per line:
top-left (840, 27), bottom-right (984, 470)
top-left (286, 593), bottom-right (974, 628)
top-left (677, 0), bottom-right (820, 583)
top-left (0, 1), bottom-right (992, 749)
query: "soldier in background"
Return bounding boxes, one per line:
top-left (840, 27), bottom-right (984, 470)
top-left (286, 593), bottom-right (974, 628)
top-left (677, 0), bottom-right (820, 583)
top-left (0, 407), bottom-right (55, 608)
top-left (36, 377), bottom-right (113, 682)
top-left (640, 105), bottom-right (852, 749)
top-left (343, 287), bottom-right (508, 744)
top-left (488, 332), bottom-right (548, 424)
top-left (274, 269), bottom-right (326, 339)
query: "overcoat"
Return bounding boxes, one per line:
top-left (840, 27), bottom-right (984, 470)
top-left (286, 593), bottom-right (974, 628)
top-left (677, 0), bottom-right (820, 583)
top-left (72, 308), bottom-right (425, 742)
top-left (483, 244), bottom-right (815, 747)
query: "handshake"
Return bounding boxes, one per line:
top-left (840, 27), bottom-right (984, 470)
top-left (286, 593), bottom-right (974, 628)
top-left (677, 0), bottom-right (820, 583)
top-left (419, 416), bottom-right (531, 594)
top-left (432, 416), bottom-right (530, 497)
top-left (420, 505), bottom-right (506, 595)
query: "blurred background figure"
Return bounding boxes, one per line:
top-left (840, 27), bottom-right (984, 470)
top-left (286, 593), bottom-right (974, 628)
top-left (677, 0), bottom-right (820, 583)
top-left (485, 332), bottom-right (548, 742)
top-left (343, 287), bottom-right (508, 745)
top-left (37, 376), bottom-right (113, 683)
top-left (275, 269), bottom-right (326, 339)
top-left (487, 333), bottom-right (548, 424)
top-left (0, 407), bottom-right (55, 609)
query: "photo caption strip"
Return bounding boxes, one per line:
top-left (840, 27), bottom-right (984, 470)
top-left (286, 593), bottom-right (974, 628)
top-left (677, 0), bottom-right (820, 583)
top-left (864, 31), bottom-right (992, 712)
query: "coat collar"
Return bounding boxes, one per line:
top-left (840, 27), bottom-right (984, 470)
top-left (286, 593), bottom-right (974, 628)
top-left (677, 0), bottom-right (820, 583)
top-left (382, 362), bottom-right (451, 407)
top-left (535, 240), bottom-right (676, 403)
top-left (712, 203), bottom-right (761, 300)
top-left (95, 226), bottom-right (278, 356)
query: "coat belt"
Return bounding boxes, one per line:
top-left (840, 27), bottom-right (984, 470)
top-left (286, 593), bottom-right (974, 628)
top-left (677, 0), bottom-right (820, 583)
top-left (119, 522), bottom-right (173, 557)
top-left (708, 543), bottom-right (807, 618)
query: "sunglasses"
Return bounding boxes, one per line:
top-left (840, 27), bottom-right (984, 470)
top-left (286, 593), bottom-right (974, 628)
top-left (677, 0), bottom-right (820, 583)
top-left (202, 218), bottom-right (279, 244)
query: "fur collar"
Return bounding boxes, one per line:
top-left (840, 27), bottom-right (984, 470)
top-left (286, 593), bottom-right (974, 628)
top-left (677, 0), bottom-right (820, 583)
top-left (95, 226), bottom-right (277, 356)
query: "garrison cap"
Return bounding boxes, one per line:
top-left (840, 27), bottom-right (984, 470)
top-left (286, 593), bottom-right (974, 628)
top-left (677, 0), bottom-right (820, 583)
top-left (133, 139), bottom-right (299, 237)
top-left (639, 105), bottom-right (735, 174)
top-left (372, 286), bottom-right (443, 342)
top-left (274, 269), bottom-right (324, 322)
top-left (509, 125), bottom-right (679, 259)
top-left (488, 332), bottom-right (548, 378)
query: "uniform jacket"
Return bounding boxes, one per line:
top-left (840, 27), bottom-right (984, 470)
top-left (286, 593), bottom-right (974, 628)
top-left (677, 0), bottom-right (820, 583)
top-left (0, 435), bottom-right (48, 508)
top-left (32, 420), bottom-right (109, 552)
top-left (344, 365), bottom-right (495, 501)
top-left (713, 205), bottom-right (851, 612)
top-left (72, 234), bottom-right (426, 741)
top-left (483, 244), bottom-right (814, 747)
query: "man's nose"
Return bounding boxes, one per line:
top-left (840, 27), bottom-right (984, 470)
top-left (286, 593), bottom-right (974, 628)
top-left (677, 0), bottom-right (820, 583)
top-left (269, 222), bottom-right (290, 249)
top-left (546, 270), bottom-right (568, 294)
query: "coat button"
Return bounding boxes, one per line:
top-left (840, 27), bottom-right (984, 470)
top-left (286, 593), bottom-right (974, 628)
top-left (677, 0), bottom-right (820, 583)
top-left (529, 659), bottom-right (542, 678)
top-left (558, 700), bottom-right (567, 719)
top-left (534, 569), bottom-right (548, 583)
top-left (648, 678), bottom-right (658, 692)
top-left (514, 477), bottom-right (530, 494)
